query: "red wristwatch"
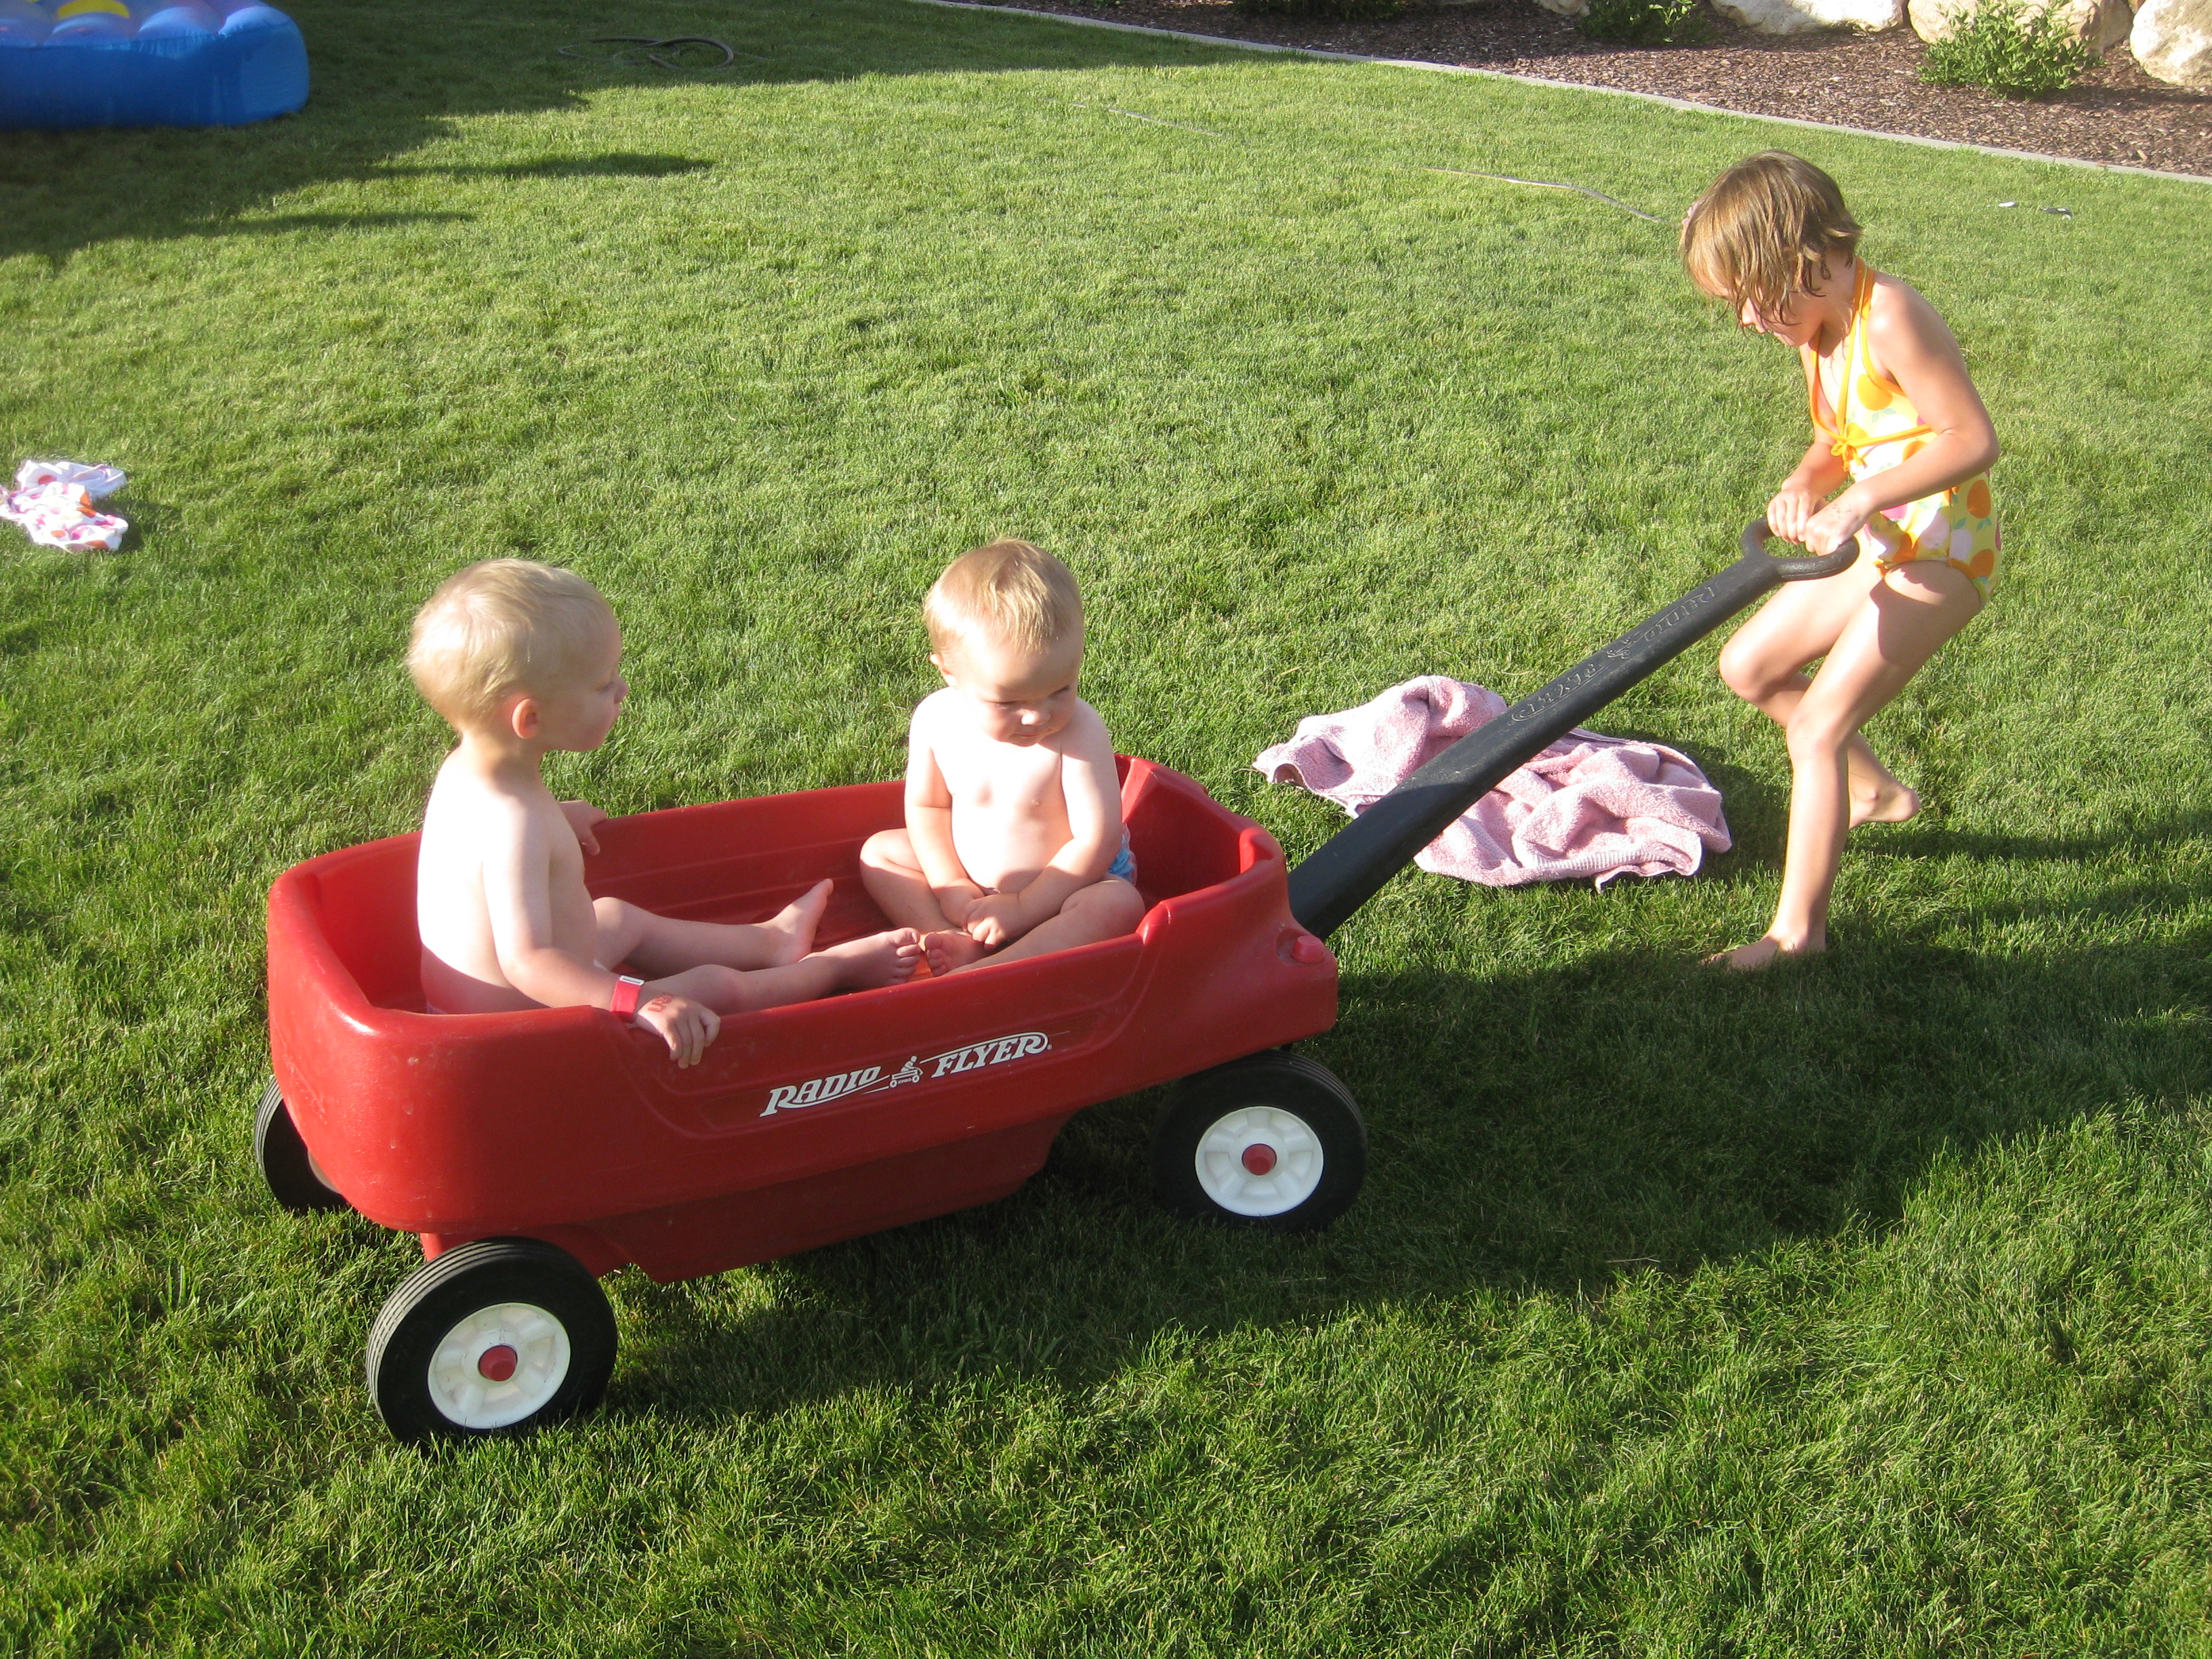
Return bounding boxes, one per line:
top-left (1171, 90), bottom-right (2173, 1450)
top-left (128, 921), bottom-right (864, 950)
top-left (609, 975), bottom-right (645, 1021)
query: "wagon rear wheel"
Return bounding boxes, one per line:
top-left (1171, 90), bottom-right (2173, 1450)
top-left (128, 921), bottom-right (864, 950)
top-left (1152, 1050), bottom-right (1365, 1232)
top-left (366, 1237), bottom-right (617, 1443)
top-left (254, 1078), bottom-right (348, 1214)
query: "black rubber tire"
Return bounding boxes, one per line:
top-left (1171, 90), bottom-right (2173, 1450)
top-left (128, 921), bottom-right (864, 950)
top-left (1152, 1050), bottom-right (1366, 1233)
top-left (254, 1078), bottom-right (349, 1214)
top-left (366, 1237), bottom-right (618, 1444)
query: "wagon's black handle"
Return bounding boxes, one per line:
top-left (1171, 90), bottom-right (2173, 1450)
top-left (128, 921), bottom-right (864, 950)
top-left (1284, 518), bottom-right (1859, 940)
top-left (1750, 516), bottom-right (1861, 582)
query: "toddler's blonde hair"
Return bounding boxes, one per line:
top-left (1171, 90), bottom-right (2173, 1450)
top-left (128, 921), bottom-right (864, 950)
top-left (408, 558), bottom-right (616, 727)
top-left (1681, 150), bottom-right (1862, 323)
top-left (924, 539), bottom-right (1083, 659)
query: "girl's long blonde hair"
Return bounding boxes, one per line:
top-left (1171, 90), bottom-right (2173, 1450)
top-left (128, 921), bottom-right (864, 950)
top-left (1681, 151), bottom-right (1861, 322)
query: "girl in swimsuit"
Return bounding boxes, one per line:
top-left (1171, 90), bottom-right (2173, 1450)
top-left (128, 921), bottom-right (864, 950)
top-left (1681, 152), bottom-right (2000, 970)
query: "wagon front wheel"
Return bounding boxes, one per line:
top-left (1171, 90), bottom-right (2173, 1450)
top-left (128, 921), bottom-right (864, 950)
top-left (366, 1237), bottom-right (617, 1443)
top-left (1152, 1051), bottom-right (1365, 1232)
top-left (254, 1078), bottom-right (348, 1214)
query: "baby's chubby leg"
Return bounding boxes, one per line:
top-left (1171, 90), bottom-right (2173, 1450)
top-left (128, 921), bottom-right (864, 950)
top-left (861, 829), bottom-right (989, 975)
top-left (857, 830), bottom-right (966, 935)
top-left (649, 928), bottom-right (924, 1015)
top-left (943, 876), bottom-right (1147, 975)
top-left (593, 883), bottom-right (830, 978)
top-left (594, 886), bottom-right (915, 1013)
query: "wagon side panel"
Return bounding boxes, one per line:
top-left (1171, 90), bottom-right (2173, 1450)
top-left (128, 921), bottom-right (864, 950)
top-left (268, 842), bottom-right (687, 1238)
top-left (585, 1116), bottom-right (1077, 1282)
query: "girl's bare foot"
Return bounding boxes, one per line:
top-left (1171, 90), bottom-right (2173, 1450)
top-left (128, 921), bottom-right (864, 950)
top-left (759, 880), bottom-right (833, 964)
top-left (819, 928), bottom-right (922, 988)
top-left (1848, 775), bottom-right (1919, 829)
top-left (1704, 933), bottom-right (1824, 971)
top-left (923, 929), bottom-right (989, 976)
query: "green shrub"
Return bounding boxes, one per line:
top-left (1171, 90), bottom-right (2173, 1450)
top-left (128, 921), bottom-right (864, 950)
top-left (1233, 0), bottom-right (1409, 22)
top-left (1921, 0), bottom-right (2099, 95)
top-left (1576, 0), bottom-right (1711, 46)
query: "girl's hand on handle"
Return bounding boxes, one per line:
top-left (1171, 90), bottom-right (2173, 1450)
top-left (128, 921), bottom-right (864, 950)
top-left (1801, 491), bottom-right (1875, 559)
top-left (1765, 481), bottom-right (1826, 546)
top-left (637, 993), bottom-right (720, 1067)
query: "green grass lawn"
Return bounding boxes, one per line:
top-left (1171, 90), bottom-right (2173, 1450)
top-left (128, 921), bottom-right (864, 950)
top-left (6, 0), bottom-right (2212, 1650)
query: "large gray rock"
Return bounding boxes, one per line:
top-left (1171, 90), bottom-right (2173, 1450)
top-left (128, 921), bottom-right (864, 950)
top-left (2133, 0), bottom-right (2212, 83)
top-left (1532, 0), bottom-right (1589, 16)
top-left (1909, 0), bottom-right (2131, 49)
top-left (1711, 0), bottom-right (1903, 32)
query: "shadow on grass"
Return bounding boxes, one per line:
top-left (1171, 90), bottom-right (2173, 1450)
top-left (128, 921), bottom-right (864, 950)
top-left (0, 0), bottom-right (1249, 265)
top-left (188, 212), bottom-right (476, 237)
top-left (380, 154), bottom-right (714, 182)
top-left (606, 821), bottom-right (2212, 1425)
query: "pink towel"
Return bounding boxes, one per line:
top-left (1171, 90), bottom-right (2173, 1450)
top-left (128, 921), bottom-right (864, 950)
top-left (1254, 676), bottom-right (1730, 888)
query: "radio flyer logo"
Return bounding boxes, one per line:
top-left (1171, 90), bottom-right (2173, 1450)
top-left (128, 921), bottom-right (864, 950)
top-left (759, 1030), bottom-right (1052, 1116)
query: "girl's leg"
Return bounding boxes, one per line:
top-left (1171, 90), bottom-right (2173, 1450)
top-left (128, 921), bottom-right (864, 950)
top-left (1715, 564), bottom-right (1982, 969)
top-left (594, 882), bottom-right (832, 977)
top-left (1717, 557), bottom-right (1919, 827)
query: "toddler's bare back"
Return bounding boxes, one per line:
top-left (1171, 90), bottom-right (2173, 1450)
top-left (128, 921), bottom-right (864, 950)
top-left (416, 756), bottom-right (598, 1014)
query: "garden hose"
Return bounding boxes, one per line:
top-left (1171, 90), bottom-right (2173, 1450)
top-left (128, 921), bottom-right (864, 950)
top-left (1417, 166), bottom-right (1662, 223)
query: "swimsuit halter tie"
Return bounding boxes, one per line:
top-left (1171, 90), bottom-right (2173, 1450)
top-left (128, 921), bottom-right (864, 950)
top-left (1807, 264), bottom-right (1936, 470)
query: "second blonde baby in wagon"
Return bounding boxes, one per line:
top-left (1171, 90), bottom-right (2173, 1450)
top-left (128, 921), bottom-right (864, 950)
top-left (861, 539), bottom-right (1147, 975)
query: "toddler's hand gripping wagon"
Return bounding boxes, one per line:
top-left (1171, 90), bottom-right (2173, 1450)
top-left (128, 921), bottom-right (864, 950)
top-left (260, 524), bottom-right (1849, 1441)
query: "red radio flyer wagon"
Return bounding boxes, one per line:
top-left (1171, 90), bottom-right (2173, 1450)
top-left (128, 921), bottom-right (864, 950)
top-left (264, 759), bottom-right (1351, 1440)
top-left (259, 523), bottom-right (1847, 1441)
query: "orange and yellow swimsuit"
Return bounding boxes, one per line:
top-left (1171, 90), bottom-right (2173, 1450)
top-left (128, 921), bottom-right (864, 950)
top-left (1804, 263), bottom-right (1999, 600)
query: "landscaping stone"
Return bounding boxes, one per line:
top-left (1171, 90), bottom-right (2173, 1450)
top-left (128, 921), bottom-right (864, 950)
top-left (1908, 0), bottom-right (2133, 51)
top-left (2134, 0), bottom-right (2212, 83)
top-left (1710, 0), bottom-right (1903, 33)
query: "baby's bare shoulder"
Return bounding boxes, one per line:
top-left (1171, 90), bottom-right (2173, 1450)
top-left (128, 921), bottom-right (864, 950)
top-left (424, 758), bottom-right (552, 855)
top-left (911, 686), bottom-right (961, 731)
top-left (910, 687), bottom-right (972, 756)
top-left (428, 756), bottom-right (531, 816)
top-left (1059, 698), bottom-right (1114, 753)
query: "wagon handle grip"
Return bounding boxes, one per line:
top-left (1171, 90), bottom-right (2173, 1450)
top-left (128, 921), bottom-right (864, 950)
top-left (1748, 516), bottom-right (1860, 583)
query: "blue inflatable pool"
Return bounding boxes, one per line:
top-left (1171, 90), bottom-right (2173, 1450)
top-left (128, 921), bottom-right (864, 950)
top-left (0, 0), bottom-right (307, 129)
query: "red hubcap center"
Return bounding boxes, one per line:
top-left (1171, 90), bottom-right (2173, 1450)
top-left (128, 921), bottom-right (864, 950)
top-left (1242, 1143), bottom-right (1278, 1176)
top-left (478, 1344), bottom-right (519, 1382)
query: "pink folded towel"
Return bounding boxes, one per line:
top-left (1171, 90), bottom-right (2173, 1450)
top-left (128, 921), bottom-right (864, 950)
top-left (1254, 676), bottom-right (1730, 888)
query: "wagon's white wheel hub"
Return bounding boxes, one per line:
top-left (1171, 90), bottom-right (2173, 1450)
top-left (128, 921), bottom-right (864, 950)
top-left (1195, 1105), bottom-right (1323, 1216)
top-left (427, 1301), bottom-right (571, 1429)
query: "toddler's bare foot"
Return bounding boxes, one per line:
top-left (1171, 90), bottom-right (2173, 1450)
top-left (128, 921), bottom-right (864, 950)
top-left (1849, 776), bottom-right (1919, 829)
top-left (923, 929), bottom-right (989, 977)
top-left (759, 879), bottom-right (833, 964)
top-left (1704, 933), bottom-right (1824, 972)
top-left (819, 927), bottom-right (922, 989)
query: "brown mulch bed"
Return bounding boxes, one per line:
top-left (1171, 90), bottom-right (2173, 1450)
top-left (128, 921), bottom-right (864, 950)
top-left (979, 0), bottom-right (2212, 177)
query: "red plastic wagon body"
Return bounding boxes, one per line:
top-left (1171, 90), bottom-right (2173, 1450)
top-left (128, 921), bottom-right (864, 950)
top-left (266, 758), bottom-right (1338, 1292)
